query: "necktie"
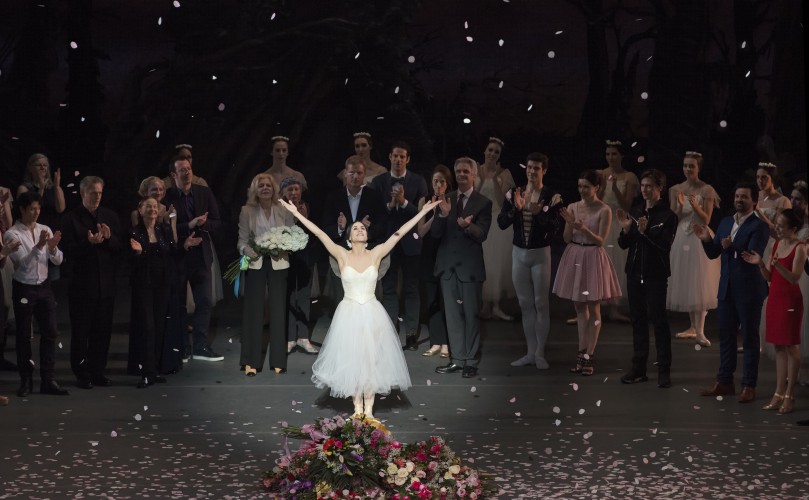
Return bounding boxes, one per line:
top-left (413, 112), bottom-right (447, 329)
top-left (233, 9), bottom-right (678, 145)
top-left (458, 193), bottom-right (466, 212)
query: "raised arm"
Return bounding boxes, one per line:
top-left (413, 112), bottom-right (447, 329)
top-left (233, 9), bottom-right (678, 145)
top-left (373, 199), bottom-right (440, 257)
top-left (278, 198), bottom-right (346, 259)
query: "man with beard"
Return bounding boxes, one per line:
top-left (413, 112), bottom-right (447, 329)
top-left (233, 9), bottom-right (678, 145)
top-left (695, 182), bottom-right (769, 403)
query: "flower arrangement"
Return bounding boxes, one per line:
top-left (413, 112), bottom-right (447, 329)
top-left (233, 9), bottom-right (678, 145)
top-left (223, 226), bottom-right (308, 283)
top-left (262, 416), bottom-right (494, 499)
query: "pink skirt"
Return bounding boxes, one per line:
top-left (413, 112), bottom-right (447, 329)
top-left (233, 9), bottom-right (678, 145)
top-left (553, 243), bottom-right (622, 302)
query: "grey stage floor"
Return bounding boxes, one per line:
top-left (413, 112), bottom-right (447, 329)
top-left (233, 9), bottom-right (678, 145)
top-left (1, 293), bottom-right (807, 499)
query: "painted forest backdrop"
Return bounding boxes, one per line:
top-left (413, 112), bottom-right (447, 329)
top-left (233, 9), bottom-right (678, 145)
top-left (0, 0), bottom-right (805, 250)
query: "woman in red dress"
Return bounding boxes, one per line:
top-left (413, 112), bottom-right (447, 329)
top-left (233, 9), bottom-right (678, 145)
top-left (743, 208), bottom-right (807, 414)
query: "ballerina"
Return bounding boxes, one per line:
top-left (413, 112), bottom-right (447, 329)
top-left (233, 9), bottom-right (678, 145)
top-left (278, 197), bottom-right (440, 418)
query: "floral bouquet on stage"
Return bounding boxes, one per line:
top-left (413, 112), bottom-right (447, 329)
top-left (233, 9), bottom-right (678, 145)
top-left (223, 226), bottom-right (309, 285)
top-left (261, 415), bottom-right (494, 499)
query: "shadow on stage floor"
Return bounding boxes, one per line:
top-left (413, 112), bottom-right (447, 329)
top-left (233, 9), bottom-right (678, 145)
top-left (1, 291), bottom-right (807, 498)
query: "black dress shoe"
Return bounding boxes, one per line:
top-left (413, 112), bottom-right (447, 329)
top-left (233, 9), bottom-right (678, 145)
top-left (462, 366), bottom-right (478, 378)
top-left (402, 335), bottom-right (419, 351)
top-left (136, 377), bottom-right (151, 389)
top-left (620, 370), bottom-right (648, 384)
top-left (76, 377), bottom-right (94, 390)
top-left (91, 375), bottom-right (112, 387)
top-left (40, 380), bottom-right (70, 396)
top-left (657, 369), bottom-right (671, 389)
top-left (18, 377), bottom-right (33, 397)
top-left (435, 363), bottom-right (463, 374)
top-left (153, 375), bottom-right (167, 383)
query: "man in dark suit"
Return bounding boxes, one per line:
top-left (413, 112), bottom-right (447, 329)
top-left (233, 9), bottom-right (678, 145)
top-left (163, 158), bottom-right (223, 362)
top-left (370, 141), bottom-right (428, 350)
top-left (60, 176), bottom-right (123, 389)
top-left (432, 157), bottom-right (492, 378)
top-left (695, 182), bottom-right (769, 403)
top-left (320, 156), bottom-right (387, 303)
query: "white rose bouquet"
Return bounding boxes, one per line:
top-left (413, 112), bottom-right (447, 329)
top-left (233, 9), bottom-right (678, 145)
top-left (250, 225), bottom-right (309, 257)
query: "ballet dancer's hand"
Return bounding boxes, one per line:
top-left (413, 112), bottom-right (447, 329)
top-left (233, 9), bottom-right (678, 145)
top-left (437, 195), bottom-right (451, 217)
top-left (692, 224), bottom-right (711, 242)
top-left (637, 216), bottom-right (649, 234)
top-left (0, 239), bottom-right (21, 257)
top-left (616, 209), bottom-right (633, 232)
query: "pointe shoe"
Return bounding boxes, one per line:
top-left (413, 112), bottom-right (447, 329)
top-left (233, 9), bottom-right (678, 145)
top-left (762, 393), bottom-right (785, 410)
top-left (492, 306), bottom-right (514, 321)
top-left (422, 346), bottom-right (441, 357)
top-left (695, 334), bottom-right (711, 347)
top-left (535, 357), bottom-right (550, 370)
top-left (245, 365), bottom-right (257, 377)
top-left (778, 395), bottom-right (795, 414)
top-left (565, 317), bottom-right (578, 325)
top-left (675, 328), bottom-right (697, 339)
top-left (510, 355), bottom-right (535, 367)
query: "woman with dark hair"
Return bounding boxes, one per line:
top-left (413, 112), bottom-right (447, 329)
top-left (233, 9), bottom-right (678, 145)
top-left (667, 151), bottom-right (721, 347)
top-left (553, 170), bottom-right (622, 376)
top-left (18, 154), bottom-right (66, 232)
top-left (338, 132), bottom-right (388, 185)
top-left (264, 136), bottom-right (308, 191)
top-left (498, 152), bottom-right (563, 369)
top-left (742, 208), bottom-right (806, 413)
top-left (755, 163), bottom-right (791, 237)
top-left (418, 164), bottom-right (453, 358)
top-left (476, 137), bottom-right (517, 320)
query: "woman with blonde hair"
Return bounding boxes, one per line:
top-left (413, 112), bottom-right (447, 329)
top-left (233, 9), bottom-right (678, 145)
top-left (238, 173), bottom-right (293, 375)
top-left (18, 153), bottom-right (65, 231)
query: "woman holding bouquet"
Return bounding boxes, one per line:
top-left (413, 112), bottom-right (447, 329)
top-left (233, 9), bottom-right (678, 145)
top-left (279, 196), bottom-right (440, 419)
top-left (238, 173), bottom-right (294, 375)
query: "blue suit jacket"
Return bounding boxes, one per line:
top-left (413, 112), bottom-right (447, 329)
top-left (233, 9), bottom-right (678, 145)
top-left (370, 171), bottom-right (429, 256)
top-left (701, 213), bottom-right (769, 303)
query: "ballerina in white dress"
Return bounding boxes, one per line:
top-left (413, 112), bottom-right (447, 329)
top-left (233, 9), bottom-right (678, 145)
top-left (279, 197), bottom-right (439, 418)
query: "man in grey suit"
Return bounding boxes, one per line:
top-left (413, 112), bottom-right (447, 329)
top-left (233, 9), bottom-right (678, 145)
top-left (432, 157), bottom-right (492, 378)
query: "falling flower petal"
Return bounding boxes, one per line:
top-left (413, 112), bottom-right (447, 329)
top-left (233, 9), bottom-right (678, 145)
top-left (70, 41), bottom-right (78, 49)
top-left (470, 386), bottom-right (476, 392)
top-left (134, 414), bottom-right (142, 421)
top-left (217, 103), bottom-right (225, 111)
top-left (110, 431), bottom-right (117, 437)
top-left (720, 120), bottom-right (728, 128)
top-left (548, 51), bottom-right (556, 58)
top-left (498, 39), bottom-right (504, 46)
top-left (641, 92), bottom-right (648, 100)
top-left (466, 36), bottom-right (473, 42)
top-left (407, 55), bottom-right (416, 63)
top-left (552, 406), bottom-right (560, 414)
top-left (158, 17), bottom-right (162, 25)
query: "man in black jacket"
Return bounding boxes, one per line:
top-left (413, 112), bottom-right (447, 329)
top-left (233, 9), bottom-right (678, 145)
top-left (616, 169), bottom-right (678, 388)
top-left (61, 176), bottom-right (123, 389)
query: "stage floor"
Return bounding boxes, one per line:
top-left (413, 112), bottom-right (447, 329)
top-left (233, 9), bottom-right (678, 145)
top-left (1, 294), bottom-right (807, 499)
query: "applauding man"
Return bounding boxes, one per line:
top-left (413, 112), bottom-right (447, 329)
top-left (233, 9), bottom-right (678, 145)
top-left (4, 191), bottom-right (67, 396)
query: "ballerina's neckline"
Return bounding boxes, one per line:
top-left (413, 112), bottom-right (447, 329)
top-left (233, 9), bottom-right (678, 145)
top-left (343, 265), bottom-right (375, 274)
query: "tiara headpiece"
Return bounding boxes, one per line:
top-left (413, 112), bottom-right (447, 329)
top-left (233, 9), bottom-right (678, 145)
top-left (757, 162), bottom-right (777, 169)
top-left (684, 151), bottom-right (703, 157)
top-left (174, 143), bottom-right (193, 150)
top-left (271, 135), bottom-right (290, 142)
top-left (605, 140), bottom-right (623, 147)
top-left (488, 136), bottom-right (505, 147)
top-left (353, 132), bottom-right (372, 138)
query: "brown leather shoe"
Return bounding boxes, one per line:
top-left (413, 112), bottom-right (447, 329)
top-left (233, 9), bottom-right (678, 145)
top-left (738, 386), bottom-right (756, 403)
top-left (700, 382), bottom-right (735, 397)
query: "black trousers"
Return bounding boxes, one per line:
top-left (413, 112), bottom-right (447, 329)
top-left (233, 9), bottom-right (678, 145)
top-left (131, 283), bottom-right (170, 378)
top-left (68, 290), bottom-right (115, 380)
top-left (627, 275), bottom-right (672, 372)
top-left (381, 248), bottom-right (421, 335)
top-left (177, 257), bottom-right (213, 350)
top-left (421, 279), bottom-right (448, 345)
top-left (241, 262), bottom-right (288, 370)
top-left (12, 280), bottom-right (59, 381)
top-left (0, 280), bottom-right (8, 358)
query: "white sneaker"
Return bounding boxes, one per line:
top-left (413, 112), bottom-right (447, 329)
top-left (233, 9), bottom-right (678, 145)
top-left (510, 355), bottom-right (535, 367)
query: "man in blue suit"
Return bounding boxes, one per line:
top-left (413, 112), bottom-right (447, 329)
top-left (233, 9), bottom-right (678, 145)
top-left (370, 141), bottom-right (428, 350)
top-left (695, 182), bottom-right (769, 403)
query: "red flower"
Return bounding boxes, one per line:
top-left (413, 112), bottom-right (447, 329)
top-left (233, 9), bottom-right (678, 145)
top-left (409, 481), bottom-right (422, 491)
top-left (416, 451), bottom-right (428, 462)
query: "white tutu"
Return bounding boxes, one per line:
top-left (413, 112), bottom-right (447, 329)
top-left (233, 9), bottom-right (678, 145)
top-left (311, 266), bottom-right (411, 398)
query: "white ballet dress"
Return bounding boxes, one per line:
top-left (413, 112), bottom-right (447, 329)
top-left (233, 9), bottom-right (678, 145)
top-left (311, 265), bottom-right (412, 398)
top-left (477, 177), bottom-right (515, 301)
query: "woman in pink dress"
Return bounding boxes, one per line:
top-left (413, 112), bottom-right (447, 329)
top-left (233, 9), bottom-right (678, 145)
top-left (553, 170), bottom-right (622, 376)
top-left (743, 209), bottom-right (806, 414)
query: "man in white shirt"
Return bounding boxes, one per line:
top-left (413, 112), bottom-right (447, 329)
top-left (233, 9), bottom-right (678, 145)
top-left (4, 191), bottom-right (68, 396)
